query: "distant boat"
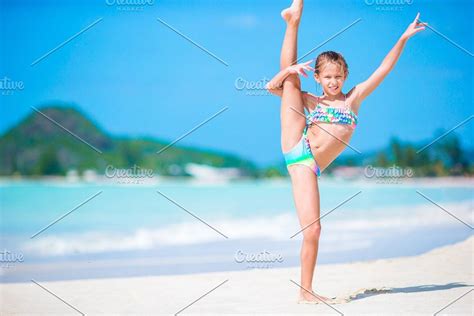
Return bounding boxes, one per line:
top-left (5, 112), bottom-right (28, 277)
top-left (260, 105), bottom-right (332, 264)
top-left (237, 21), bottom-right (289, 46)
top-left (184, 163), bottom-right (241, 182)
top-left (332, 166), bottom-right (365, 179)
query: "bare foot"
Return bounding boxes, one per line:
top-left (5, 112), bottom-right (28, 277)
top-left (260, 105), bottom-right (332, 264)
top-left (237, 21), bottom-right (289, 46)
top-left (299, 291), bottom-right (332, 304)
top-left (298, 291), bottom-right (348, 305)
top-left (281, 0), bottom-right (303, 24)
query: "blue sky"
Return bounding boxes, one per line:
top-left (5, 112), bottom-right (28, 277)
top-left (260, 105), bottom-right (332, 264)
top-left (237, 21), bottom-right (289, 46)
top-left (1, 0), bottom-right (473, 166)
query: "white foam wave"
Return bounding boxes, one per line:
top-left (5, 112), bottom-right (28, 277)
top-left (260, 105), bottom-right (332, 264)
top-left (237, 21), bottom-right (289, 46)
top-left (22, 201), bottom-right (472, 256)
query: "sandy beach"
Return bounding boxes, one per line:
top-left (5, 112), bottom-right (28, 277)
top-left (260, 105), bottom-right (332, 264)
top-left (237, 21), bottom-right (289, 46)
top-left (2, 236), bottom-right (472, 315)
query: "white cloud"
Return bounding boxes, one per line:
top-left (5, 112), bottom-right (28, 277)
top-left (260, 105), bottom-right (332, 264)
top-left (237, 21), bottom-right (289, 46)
top-left (225, 14), bottom-right (259, 29)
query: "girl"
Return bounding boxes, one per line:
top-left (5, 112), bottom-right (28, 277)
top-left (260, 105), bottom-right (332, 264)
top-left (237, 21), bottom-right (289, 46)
top-left (266, 0), bottom-right (426, 304)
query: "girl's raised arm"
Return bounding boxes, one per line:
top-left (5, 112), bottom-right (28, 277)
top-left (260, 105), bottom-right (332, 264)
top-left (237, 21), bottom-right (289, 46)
top-left (352, 13), bottom-right (427, 107)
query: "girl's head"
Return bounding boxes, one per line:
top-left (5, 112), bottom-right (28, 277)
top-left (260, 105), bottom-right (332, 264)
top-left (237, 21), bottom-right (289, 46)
top-left (314, 51), bottom-right (349, 97)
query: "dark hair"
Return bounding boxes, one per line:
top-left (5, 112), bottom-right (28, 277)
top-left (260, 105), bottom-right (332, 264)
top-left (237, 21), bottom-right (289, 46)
top-left (314, 51), bottom-right (349, 78)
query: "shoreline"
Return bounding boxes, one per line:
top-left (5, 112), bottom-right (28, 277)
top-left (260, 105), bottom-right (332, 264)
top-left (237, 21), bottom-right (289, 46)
top-left (1, 175), bottom-right (473, 186)
top-left (2, 236), bottom-right (472, 315)
top-left (3, 225), bottom-right (472, 284)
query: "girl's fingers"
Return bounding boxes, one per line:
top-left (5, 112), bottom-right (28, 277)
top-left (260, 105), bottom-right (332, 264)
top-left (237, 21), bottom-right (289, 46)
top-left (415, 27), bottom-right (426, 33)
top-left (414, 12), bottom-right (420, 23)
top-left (294, 62), bottom-right (314, 76)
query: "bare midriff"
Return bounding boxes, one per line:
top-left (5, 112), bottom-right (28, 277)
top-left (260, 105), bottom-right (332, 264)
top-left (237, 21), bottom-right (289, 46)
top-left (306, 123), bottom-right (355, 172)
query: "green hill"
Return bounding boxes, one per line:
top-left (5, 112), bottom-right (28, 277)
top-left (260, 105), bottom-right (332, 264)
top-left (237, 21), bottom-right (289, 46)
top-left (328, 132), bottom-right (473, 177)
top-left (0, 105), bottom-right (259, 177)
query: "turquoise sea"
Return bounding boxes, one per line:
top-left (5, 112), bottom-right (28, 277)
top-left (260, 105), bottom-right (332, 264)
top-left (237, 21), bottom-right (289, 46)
top-left (1, 179), bottom-right (472, 283)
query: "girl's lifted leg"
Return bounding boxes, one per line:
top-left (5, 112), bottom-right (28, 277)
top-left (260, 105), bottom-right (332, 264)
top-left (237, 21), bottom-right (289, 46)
top-left (279, 0), bottom-right (306, 151)
top-left (280, 0), bottom-right (303, 70)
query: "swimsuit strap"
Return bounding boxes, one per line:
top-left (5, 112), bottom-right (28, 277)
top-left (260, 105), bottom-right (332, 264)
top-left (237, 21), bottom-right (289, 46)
top-left (316, 95), bottom-right (321, 107)
top-left (307, 96), bottom-right (318, 116)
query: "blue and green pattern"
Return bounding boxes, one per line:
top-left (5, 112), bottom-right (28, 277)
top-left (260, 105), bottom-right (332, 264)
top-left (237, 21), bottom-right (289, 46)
top-left (283, 126), bottom-right (321, 177)
top-left (306, 104), bottom-right (358, 128)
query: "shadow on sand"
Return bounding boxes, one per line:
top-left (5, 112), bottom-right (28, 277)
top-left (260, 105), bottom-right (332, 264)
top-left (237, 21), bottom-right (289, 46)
top-left (347, 282), bottom-right (472, 301)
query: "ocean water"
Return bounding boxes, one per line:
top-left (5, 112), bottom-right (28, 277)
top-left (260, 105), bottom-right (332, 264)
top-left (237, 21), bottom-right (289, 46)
top-left (0, 179), bottom-right (472, 282)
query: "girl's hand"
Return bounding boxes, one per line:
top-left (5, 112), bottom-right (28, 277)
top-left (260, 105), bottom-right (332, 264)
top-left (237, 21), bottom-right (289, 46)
top-left (287, 60), bottom-right (314, 78)
top-left (402, 13), bottom-right (427, 40)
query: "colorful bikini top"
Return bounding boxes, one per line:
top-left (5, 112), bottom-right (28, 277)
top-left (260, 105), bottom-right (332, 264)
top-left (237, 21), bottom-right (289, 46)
top-left (306, 93), bottom-right (358, 129)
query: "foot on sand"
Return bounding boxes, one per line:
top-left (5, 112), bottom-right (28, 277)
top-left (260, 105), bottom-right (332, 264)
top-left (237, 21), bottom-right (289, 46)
top-left (298, 291), bottom-right (349, 305)
top-left (281, 0), bottom-right (303, 24)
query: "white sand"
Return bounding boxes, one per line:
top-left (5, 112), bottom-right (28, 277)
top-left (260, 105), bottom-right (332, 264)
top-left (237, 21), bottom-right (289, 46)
top-left (2, 237), bottom-right (473, 315)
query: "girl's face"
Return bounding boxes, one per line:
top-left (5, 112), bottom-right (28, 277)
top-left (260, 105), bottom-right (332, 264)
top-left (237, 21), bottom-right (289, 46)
top-left (314, 62), bottom-right (346, 97)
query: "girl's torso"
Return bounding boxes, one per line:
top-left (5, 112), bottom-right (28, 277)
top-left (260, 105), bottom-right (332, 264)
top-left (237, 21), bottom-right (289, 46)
top-left (305, 93), bottom-right (359, 171)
